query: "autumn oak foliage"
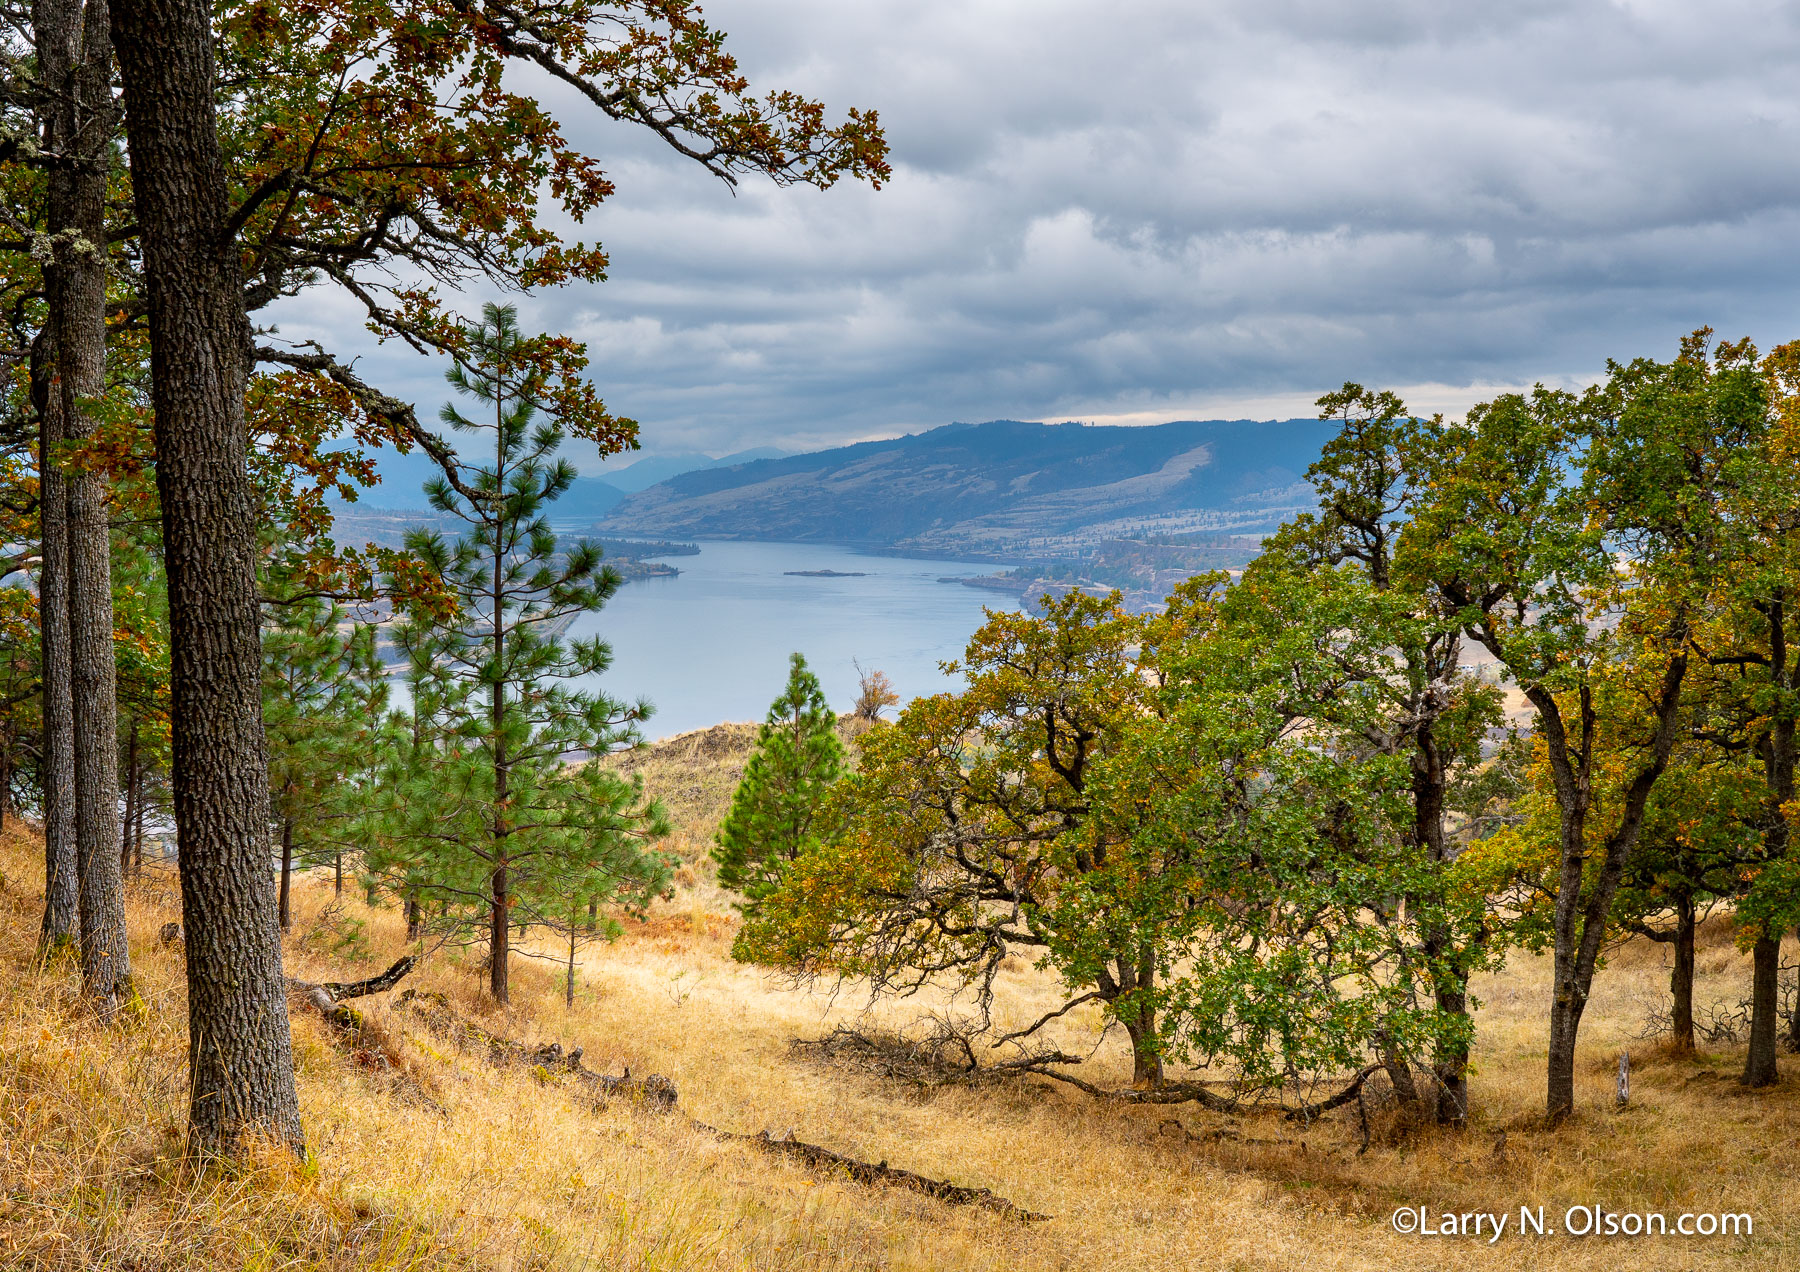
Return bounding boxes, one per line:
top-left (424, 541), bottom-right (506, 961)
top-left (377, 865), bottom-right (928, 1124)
top-left (739, 332), bottom-right (1800, 1123)
top-left (222, 0), bottom-right (888, 541)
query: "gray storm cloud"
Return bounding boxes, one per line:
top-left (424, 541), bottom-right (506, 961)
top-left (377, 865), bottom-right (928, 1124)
top-left (268, 0), bottom-right (1800, 466)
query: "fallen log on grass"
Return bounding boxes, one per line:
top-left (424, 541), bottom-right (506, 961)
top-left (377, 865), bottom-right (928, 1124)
top-left (689, 1122), bottom-right (1051, 1221)
top-left (394, 988), bottom-right (677, 1109)
top-left (287, 955), bottom-right (445, 1112)
top-left (396, 989), bottom-right (1044, 1220)
top-left (287, 954), bottom-right (419, 1034)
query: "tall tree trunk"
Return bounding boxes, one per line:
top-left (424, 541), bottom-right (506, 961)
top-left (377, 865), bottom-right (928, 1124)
top-left (486, 415), bottom-right (514, 1007)
top-left (1746, 623), bottom-right (1793, 1083)
top-left (30, 324), bottom-right (78, 963)
top-left (1743, 934), bottom-right (1781, 1088)
top-left (111, 0), bottom-right (303, 1155)
top-left (131, 792), bottom-right (145, 875)
top-left (1533, 658), bottom-right (1686, 1122)
top-left (278, 814), bottom-right (293, 932)
top-left (1670, 892), bottom-right (1696, 1053)
top-left (404, 891), bottom-right (421, 942)
top-left (333, 850), bottom-right (342, 896)
top-left (488, 404), bottom-right (511, 1003)
top-left (0, 728), bottom-right (11, 833)
top-left (39, 0), bottom-right (132, 1014)
top-left (1546, 789), bottom-right (1595, 1122)
top-left (120, 717), bottom-right (139, 879)
top-left (489, 860), bottom-right (510, 1003)
top-left (1411, 718), bottom-right (1470, 1124)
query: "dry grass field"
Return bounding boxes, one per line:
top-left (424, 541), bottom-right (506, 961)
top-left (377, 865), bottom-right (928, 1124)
top-left (2, 722), bottom-right (1797, 1271)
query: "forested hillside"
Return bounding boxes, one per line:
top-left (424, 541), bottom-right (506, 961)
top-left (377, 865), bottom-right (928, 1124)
top-left (599, 418), bottom-right (1337, 554)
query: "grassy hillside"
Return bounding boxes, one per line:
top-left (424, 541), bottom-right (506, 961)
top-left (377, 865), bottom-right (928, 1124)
top-left (3, 729), bottom-right (1799, 1270)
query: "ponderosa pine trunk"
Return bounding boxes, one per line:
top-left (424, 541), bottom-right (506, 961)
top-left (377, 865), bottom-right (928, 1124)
top-left (489, 860), bottom-right (510, 1002)
top-left (278, 815), bottom-right (293, 932)
top-left (120, 717), bottom-right (138, 878)
top-left (111, 0), bottom-right (303, 1154)
top-left (31, 334), bottom-right (79, 960)
top-left (565, 922), bottom-right (577, 1007)
top-left (487, 418), bottom-right (511, 1004)
top-left (39, 0), bottom-right (132, 1014)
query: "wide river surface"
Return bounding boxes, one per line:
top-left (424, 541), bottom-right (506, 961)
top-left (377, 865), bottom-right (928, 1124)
top-left (565, 540), bottom-right (1020, 739)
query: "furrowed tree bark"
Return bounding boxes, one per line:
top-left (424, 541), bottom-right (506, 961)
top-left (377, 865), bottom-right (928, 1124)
top-left (38, 0), bottom-right (133, 1014)
top-left (30, 334), bottom-right (79, 960)
top-left (131, 787), bottom-right (145, 874)
top-left (278, 814), bottom-right (293, 932)
top-left (120, 716), bottom-right (138, 878)
top-left (111, 0), bottom-right (303, 1155)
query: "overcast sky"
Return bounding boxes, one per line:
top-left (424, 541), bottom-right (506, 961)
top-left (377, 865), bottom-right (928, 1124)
top-left (280, 0), bottom-right (1800, 471)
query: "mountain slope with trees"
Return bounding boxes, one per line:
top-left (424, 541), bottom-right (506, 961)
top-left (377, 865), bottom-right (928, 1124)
top-left (599, 418), bottom-right (1338, 554)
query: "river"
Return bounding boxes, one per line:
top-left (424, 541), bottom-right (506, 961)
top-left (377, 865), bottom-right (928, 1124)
top-left (564, 540), bottom-right (1021, 739)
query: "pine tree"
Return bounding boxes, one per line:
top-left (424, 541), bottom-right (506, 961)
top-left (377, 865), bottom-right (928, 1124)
top-left (715, 654), bottom-right (846, 906)
top-left (262, 596), bottom-right (366, 930)
top-left (378, 303), bottom-right (668, 1002)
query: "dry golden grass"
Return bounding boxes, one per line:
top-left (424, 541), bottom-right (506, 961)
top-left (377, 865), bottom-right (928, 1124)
top-left (2, 750), bottom-right (1799, 1271)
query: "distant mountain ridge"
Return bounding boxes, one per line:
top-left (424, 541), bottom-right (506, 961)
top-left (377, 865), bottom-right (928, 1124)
top-left (595, 446), bottom-right (790, 492)
top-left (597, 418), bottom-right (1337, 556)
top-left (343, 445), bottom-right (790, 516)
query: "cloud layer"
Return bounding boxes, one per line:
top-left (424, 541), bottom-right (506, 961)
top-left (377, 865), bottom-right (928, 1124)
top-left (273, 0), bottom-right (1800, 466)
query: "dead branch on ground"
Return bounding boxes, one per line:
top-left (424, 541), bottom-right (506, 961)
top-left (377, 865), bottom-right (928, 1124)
top-left (397, 991), bottom-right (1045, 1219)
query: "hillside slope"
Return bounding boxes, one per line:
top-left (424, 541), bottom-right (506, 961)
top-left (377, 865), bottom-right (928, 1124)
top-left (4, 750), bottom-right (1798, 1272)
top-left (599, 418), bottom-right (1337, 555)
